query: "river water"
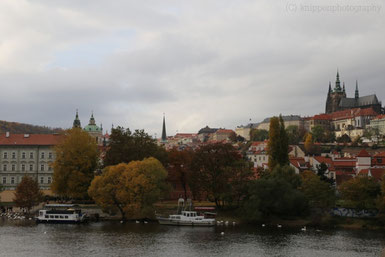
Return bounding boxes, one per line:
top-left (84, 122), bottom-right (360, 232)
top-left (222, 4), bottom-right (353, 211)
top-left (0, 220), bottom-right (384, 257)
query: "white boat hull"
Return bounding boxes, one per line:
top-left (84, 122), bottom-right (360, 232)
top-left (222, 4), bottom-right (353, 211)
top-left (157, 217), bottom-right (215, 226)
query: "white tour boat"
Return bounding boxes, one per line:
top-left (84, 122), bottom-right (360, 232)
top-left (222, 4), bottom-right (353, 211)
top-left (157, 210), bottom-right (216, 226)
top-left (36, 204), bottom-right (87, 224)
top-left (157, 198), bottom-right (216, 226)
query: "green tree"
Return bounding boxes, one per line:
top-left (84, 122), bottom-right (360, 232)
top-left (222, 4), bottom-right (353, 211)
top-left (104, 127), bottom-right (167, 167)
top-left (250, 129), bottom-right (269, 142)
top-left (267, 116), bottom-right (289, 170)
top-left (286, 125), bottom-right (300, 145)
top-left (242, 165), bottom-right (308, 221)
top-left (88, 157), bottom-right (169, 220)
top-left (311, 125), bottom-right (325, 143)
top-left (190, 143), bottom-right (253, 209)
top-left (14, 176), bottom-right (44, 212)
top-left (339, 176), bottom-right (380, 209)
top-left (300, 171), bottom-right (335, 209)
top-left (51, 128), bottom-right (98, 199)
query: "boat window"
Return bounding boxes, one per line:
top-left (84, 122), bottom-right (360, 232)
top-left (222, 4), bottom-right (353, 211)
top-left (39, 211), bottom-right (44, 216)
top-left (45, 215), bottom-right (48, 218)
top-left (65, 216), bottom-right (68, 219)
top-left (50, 215), bottom-right (54, 218)
top-left (55, 215), bottom-right (59, 218)
top-left (60, 216), bottom-right (64, 219)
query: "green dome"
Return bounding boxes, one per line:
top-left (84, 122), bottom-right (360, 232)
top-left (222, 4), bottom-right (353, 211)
top-left (83, 113), bottom-right (101, 132)
top-left (84, 124), bottom-right (101, 132)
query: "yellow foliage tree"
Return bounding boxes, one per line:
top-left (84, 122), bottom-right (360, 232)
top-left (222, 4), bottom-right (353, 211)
top-left (304, 133), bottom-right (314, 154)
top-left (88, 157), bottom-right (169, 220)
top-left (51, 128), bottom-right (98, 199)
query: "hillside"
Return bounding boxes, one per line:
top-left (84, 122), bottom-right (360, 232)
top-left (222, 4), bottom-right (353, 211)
top-left (0, 120), bottom-right (63, 134)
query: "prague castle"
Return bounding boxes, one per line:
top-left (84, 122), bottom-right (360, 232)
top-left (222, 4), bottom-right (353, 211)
top-left (325, 71), bottom-right (382, 114)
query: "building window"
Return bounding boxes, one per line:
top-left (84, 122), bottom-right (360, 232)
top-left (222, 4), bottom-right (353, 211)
top-left (48, 165), bottom-right (52, 171)
top-left (48, 177), bottom-right (51, 184)
top-left (22, 152), bottom-right (26, 159)
top-left (2, 177), bottom-right (6, 184)
top-left (30, 152), bottom-right (34, 159)
top-left (29, 164), bottom-right (33, 171)
top-left (3, 164), bottom-right (6, 171)
top-left (21, 164), bottom-right (25, 171)
top-left (48, 152), bottom-right (53, 159)
top-left (40, 164), bottom-right (44, 171)
top-left (3, 152), bottom-right (7, 159)
top-left (40, 177), bottom-right (44, 184)
top-left (11, 177), bottom-right (14, 184)
top-left (41, 152), bottom-right (45, 159)
top-left (12, 164), bottom-right (16, 171)
top-left (12, 152), bottom-right (16, 159)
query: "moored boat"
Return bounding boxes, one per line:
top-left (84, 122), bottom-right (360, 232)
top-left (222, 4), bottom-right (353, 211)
top-left (157, 198), bottom-right (216, 226)
top-left (157, 210), bottom-right (216, 226)
top-left (36, 204), bottom-right (87, 224)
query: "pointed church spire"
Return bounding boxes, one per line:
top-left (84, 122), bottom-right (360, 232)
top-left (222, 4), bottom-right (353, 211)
top-left (161, 113), bottom-right (167, 142)
top-left (335, 70), bottom-right (341, 91)
top-left (328, 82), bottom-right (332, 94)
top-left (343, 82), bottom-right (346, 93)
top-left (355, 80), bottom-right (359, 99)
top-left (73, 109), bottom-right (81, 128)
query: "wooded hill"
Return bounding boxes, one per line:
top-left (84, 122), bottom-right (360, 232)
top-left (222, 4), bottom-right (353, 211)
top-left (0, 120), bottom-right (63, 134)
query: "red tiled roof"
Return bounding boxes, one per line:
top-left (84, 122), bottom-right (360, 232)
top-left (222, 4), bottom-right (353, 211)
top-left (333, 161), bottom-right (356, 167)
top-left (372, 114), bottom-right (385, 120)
top-left (314, 156), bottom-right (333, 166)
top-left (330, 107), bottom-right (378, 120)
top-left (313, 114), bottom-right (332, 120)
top-left (251, 141), bottom-right (267, 146)
top-left (359, 168), bottom-right (385, 181)
top-left (357, 149), bottom-right (371, 158)
top-left (0, 133), bottom-right (64, 146)
top-left (369, 168), bottom-right (385, 181)
top-left (216, 129), bottom-right (234, 134)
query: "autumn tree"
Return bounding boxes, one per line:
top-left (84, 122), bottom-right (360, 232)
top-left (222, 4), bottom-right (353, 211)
top-left (190, 143), bottom-right (253, 208)
top-left (51, 128), bottom-right (98, 199)
top-left (300, 171), bottom-right (335, 210)
top-left (304, 133), bottom-right (314, 154)
top-left (104, 127), bottom-right (167, 167)
top-left (167, 148), bottom-right (194, 199)
top-left (14, 176), bottom-right (43, 212)
top-left (267, 116), bottom-right (289, 170)
top-left (339, 176), bottom-right (381, 209)
top-left (88, 157), bottom-right (169, 220)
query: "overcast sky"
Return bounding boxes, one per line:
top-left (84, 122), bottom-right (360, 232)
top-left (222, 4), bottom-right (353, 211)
top-left (0, 0), bottom-right (384, 137)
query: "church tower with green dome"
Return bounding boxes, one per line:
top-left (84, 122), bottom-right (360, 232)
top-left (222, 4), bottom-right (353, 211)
top-left (83, 112), bottom-right (103, 145)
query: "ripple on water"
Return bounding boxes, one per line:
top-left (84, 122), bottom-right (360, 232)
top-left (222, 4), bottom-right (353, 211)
top-left (0, 220), bottom-right (384, 257)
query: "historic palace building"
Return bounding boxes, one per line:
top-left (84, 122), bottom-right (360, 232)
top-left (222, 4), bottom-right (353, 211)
top-left (325, 71), bottom-right (382, 114)
top-left (0, 133), bottom-right (63, 190)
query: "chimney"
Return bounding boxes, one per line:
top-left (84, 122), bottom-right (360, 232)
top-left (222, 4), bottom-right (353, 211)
top-left (6, 132), bottom-right (10, 138)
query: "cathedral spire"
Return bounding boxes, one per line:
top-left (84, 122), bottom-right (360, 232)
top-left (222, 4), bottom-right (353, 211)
top-left (355, 80), bottom-right (359, 99)
top-left (161, 113), bottom-right (167, 142)
top-left (328, 82), bottom-right (332, 94)
top-left (73, 109), bottom-right (81, 128)
top-left (335, 70), bottom-right (341, 91)
top-left (343, 82), bottom-right (346, 93)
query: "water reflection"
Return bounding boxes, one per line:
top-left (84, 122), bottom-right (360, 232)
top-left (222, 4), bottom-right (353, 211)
top-left (0, 220), bottom-right (384, 257)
